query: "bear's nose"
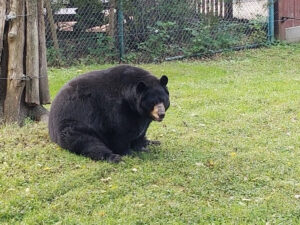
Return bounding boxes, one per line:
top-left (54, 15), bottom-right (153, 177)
top-left (159, 113), bottom-right (165, 119)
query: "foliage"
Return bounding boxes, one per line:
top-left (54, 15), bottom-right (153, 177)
top-left (88, 33), bottom-right (117, 63)
top-left (121, 0), bottom-right (268, 62)
top-left (137, 21), bottom-right (179, 62)
top-left (186, 20), bottom-right (246, 55)
top-left (247, 17), bottom-right (268, 43)
top-left (46, 0), bottom-right (268, 65)
top-left (46, 47), bottom-right (65, 67)
top-left (1, 44), bottom-right (300, 224)
top-left (123, 0), bottom-right (198, 50)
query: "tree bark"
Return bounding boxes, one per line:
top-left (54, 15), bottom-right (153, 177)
top-left (37, 0), bottom-right (50, 104)
top-left (0, 0), bottom-right (7, 120)
top-left (0, 25), bottom-right (8, 118)
top-left (0, 0), bottom-right (6, 61)
top-left (25, 0), bottom-right (40, 105)
top-left (3, 0), bottom-right (26, 124)
top-left (1, 0), bottom-right (50, 125)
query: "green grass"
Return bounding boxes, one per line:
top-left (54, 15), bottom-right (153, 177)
top-left (1, 44), bottom-right (300, 224)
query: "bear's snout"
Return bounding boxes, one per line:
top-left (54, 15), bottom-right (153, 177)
top-left (151, 103), bottom-right (165, 122)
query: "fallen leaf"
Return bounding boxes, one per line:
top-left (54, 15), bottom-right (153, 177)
top-left (206, 160), bottom-right (215, 168)
top-left (195, 162), bottom-right (204, 167)
top-left (98, 211), bottom-right (105, 216)
top-left (230, 152), bottom-right (237, 157)
top-left (110, 185), bottom-right (118, 190)
top-left (100, 177), bottom-right (111, 182)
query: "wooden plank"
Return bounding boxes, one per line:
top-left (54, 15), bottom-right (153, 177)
top-left (0, 0), bottom-right (6, 62)
top-left (276, 0), bottom-right (297, 40)
top-left (25, 0), bottom-right (40, 105)
top-left (0, 0), bottom-right (6, 121)
top-left (37, 0), bottom-right (50, 104)
top-left (3, 0), bottom-right (26, 123)
top-left (295, 0), bottom-right (300, 26)
top-left (206, 0), bottom-right (209, 14)
top-left (215, 0), bottom-right (218, 16)
top-left (220, 0), bottom-right (223, 17)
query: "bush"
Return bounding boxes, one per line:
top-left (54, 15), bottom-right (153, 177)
top-left (88, 33), bottom-right (117, 63)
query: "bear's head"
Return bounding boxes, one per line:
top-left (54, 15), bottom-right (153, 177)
top-left (136, 75), bottom-right (170, 122)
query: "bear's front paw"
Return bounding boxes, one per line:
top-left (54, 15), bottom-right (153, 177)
top-left (107, 154), bottom-right (122, 163)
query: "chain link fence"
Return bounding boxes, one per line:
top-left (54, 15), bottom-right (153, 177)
top-left (45, 0), bottom-right (270, 66)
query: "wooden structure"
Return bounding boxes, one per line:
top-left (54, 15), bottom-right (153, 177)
top-left (194, 0), bottom-right (233, 18)
top-left (275, 0), bottom-right (300, 42)
top-left (0, 0), bottom-right (50, 125)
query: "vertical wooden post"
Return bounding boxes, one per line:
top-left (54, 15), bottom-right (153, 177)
top-left (37, 0), bottom-right (50, 104)
top-left (0, 0), bottom-right (6, 119)
top-left (220, 0), bottom-right (223, 17)
top-left (210, 0), bottom-right (214, 16)
top-left (0, 0), bottom-right (6, 60)
top-left (1, 0), bottom-right (50, 125)
top-left (215, 0), bottom-right (218, 17)
top-left (3, 0), bottom-right (26, 123)
top-left (206, 0), bottom-right (209, 14)
top-left (25, 0), bottom-right (40, 105)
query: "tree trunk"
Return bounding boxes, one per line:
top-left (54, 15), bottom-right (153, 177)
top-left (0, 0), bottom-right (7, 120)
top-left (1, 0), bottom-right (50, 125)
top-left (3, 0), bottom-right (26, 124)
top-left (25, 0), bottom-right (40, 105)
top-left (0, 0), bottom-right (6, 60)
top-left (37, 0), bottom-right (50, 105)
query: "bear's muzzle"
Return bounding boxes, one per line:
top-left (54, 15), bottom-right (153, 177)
top-left (150, 103), bottom-right (165, 122)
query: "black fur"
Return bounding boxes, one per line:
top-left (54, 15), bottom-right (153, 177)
top-left (48, 65), bottom-right (170, 162)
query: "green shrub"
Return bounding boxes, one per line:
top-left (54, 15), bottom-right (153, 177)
top-left (88, 33), bottom-right (117, 63)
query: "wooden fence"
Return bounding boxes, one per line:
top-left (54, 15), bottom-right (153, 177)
top-left (192, 0), bottom-right (234, 18)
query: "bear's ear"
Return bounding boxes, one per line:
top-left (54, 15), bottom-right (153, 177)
top-left (137, 81), bottom-right (147, 93)
top-left (160, 75), bottom-right (168, 86)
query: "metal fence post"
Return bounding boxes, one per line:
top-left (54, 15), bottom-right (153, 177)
top-left (117, 0), bottom-right (125, 62)
top-left (268, 0), bottom-right (275, 42)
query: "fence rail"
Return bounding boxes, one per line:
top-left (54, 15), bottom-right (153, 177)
top-left (45, 0), bottom-right (270, 66)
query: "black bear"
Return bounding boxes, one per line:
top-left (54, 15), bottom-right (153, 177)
top-left (48, 65), bottom-right (170, 163)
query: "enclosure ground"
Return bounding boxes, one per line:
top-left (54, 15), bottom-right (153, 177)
top-left (1, 44), bottom-right (300, 224)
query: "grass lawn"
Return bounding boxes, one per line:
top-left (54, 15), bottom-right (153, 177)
top-left (1, 44), bottom-right (300, 224)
